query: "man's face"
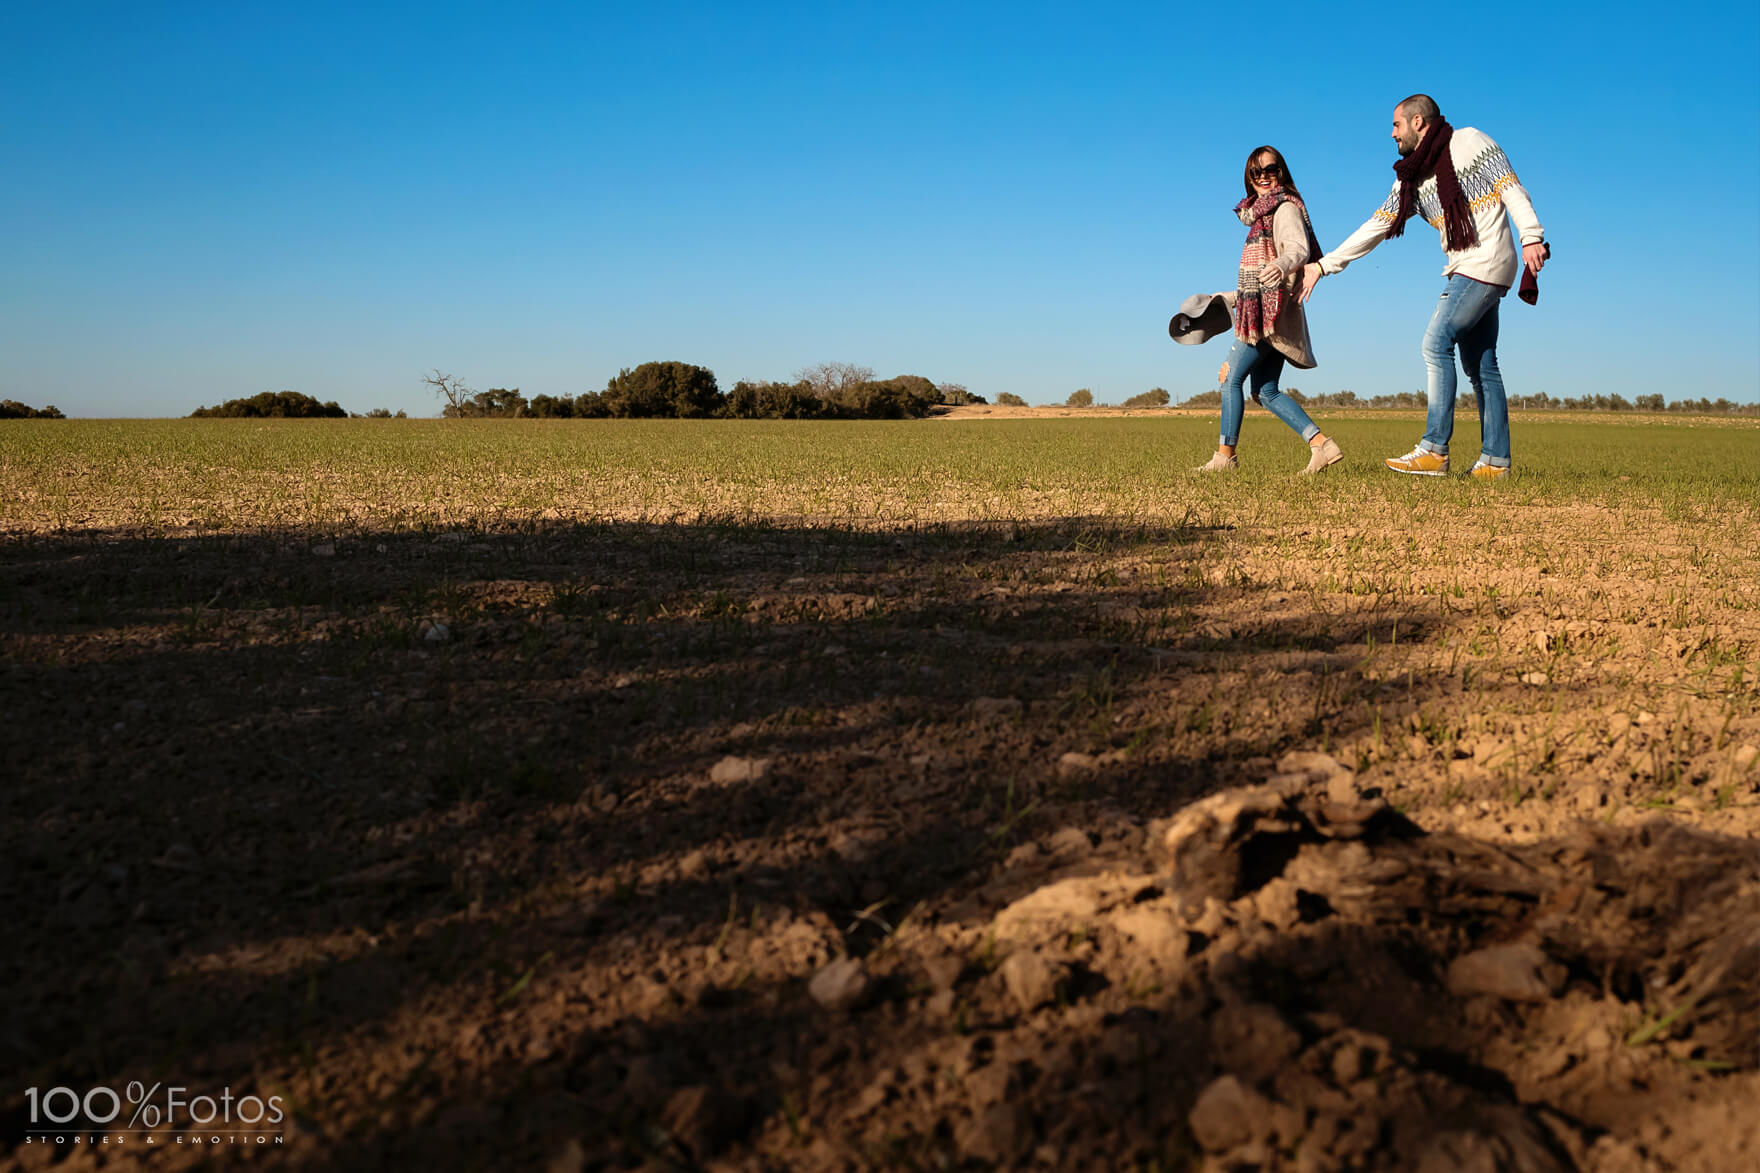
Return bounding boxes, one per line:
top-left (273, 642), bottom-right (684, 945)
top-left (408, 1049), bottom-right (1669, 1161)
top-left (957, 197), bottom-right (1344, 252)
top-left (1391, 106), bottom-right (1426, 156)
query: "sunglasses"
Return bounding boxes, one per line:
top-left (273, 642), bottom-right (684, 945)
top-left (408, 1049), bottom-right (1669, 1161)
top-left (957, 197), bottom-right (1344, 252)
top-left (1250, 163), bottom-right (1282, 181)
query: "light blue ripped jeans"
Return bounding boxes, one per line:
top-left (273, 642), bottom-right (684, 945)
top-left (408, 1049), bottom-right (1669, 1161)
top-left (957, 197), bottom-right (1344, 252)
top-left (1218, 337), bottom-right (1320, 447)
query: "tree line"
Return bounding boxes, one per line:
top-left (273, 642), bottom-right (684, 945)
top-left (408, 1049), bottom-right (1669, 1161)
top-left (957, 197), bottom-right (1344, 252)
top-left (422, 362), bottom-right (984, 420)
top-left (1172, 389), bottom-right (1759, 415)
top-left (0, 400), bottom-right (65, 419)
top-left (9, 373), bottom-right (1738, 421)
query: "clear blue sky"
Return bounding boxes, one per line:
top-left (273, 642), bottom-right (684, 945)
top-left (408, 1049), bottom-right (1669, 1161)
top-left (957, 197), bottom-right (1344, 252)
top-left (4, 1), bottom-right (1757, 417)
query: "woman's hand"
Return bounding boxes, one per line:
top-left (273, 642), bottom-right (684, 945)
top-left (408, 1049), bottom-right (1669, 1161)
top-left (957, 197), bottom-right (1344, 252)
top-left (1258, 261), bottom-right (1284, 287)
top-left (1298, 263), bottom-right (1323, 303)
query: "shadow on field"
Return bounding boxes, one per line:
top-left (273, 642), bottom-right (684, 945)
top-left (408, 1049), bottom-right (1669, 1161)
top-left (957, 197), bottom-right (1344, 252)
top-left (0, 517), bottom-right (1467, 1167)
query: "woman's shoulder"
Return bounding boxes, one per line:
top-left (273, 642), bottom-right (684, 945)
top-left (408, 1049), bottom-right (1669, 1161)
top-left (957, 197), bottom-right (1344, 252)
top-left (1271, 199), bottom-right (1306, 223)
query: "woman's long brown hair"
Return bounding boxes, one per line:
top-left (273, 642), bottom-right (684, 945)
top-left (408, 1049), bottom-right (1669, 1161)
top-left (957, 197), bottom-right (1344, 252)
top-left (1243, 146), bottom-right (1303, 201)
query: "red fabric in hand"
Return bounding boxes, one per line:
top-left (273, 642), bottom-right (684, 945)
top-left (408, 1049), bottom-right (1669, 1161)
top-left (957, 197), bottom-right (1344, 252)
top-left (1518, 242), bottom-right (1552, 305)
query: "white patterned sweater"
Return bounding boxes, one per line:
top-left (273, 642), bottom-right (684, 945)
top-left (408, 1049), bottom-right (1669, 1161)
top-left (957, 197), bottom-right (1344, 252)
top-left (1316, 127), bottom-right (1544, 289)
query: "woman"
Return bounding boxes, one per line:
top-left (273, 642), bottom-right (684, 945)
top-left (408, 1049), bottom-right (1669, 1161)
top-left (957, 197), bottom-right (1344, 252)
top-left (1195, 146), bottom-right (1344, 475)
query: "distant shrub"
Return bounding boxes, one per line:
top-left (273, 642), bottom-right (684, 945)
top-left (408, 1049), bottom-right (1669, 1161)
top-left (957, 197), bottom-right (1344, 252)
top-left (357, 407), bottom-right (408, 419)
top-left (847, 376), bottom-right (940, 419)
top-left (1066, 388), bottom-right (1094, 408)
top-left (1121, 388), bottom-right (1171, 409)
top-left (724, 380), bottom-right (827, 419)
top-left (936, 382), bottom-right (988, 406)
top-left (190, 391), bottom-right (345, 418)
top-left (996, 392), bottom-right (1027, 407)
top-left (0, 400), bottom-right (64, 419)
top-left (444, 387), bottom-right (528, 418)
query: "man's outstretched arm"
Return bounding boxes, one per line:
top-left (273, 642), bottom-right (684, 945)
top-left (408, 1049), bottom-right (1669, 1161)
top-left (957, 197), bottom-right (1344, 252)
top-left (1300, 187), bottom-right (1399, 302)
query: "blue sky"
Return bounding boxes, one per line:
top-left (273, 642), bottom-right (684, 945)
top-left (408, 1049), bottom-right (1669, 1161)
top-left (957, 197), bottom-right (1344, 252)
top-left (4, 1), bottom-right (1757, 417)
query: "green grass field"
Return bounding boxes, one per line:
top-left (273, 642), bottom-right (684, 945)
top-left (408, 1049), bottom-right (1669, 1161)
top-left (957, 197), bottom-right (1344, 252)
top-left (2, 413), bottom-right (1755, 534)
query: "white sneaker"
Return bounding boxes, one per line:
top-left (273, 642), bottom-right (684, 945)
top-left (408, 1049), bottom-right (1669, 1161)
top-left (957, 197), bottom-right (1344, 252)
top-left (1194, 452), bottom-right (1238, 472)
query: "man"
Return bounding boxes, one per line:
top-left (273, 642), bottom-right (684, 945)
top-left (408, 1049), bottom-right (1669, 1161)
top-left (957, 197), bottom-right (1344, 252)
top-left (1299, 95), bottom-right (1546, 478)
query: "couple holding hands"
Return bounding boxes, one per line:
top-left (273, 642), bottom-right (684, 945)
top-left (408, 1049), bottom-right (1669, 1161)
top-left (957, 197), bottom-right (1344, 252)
top-left (1172, 94), bottom-right (1548, 480)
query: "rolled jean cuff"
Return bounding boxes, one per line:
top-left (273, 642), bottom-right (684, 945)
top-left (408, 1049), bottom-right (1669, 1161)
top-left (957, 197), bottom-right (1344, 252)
top-left (1419, 439), bottom-right (1448, 455)
top-left (1220, 432), bottom-right (1239, 447)
top-left (1299, 423), bottom-right (1321, 442)
top-left (1479, 454), bottom-right (1511, 468)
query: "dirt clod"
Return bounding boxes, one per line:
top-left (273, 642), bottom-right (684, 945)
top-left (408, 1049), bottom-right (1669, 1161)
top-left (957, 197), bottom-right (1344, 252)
top-left (1445, 943), bottom-right (1560, 1002)
top-left (807, 956), bottom-right (869, 1012)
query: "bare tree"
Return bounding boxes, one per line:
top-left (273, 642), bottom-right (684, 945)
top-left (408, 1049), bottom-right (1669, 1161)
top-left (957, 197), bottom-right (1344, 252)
top-left (422, 370), bottom-right (472, 415)
top-left (793, 361), bottom-right (875, 401)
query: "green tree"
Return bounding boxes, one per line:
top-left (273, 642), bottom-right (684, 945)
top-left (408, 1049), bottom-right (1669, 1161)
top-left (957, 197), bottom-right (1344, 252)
top-left (603, 361), bottom-right (722, 417)
top-left (528, 394), bottom-right (573, 418)
top-left (996, 392), bottom-right (1027, 407)
top-left (843, 376), bottom-right (938, 419)
top-left (1120, 388), bottom-right (1170, 409)
top-left (1066, 388), bottom-right (1094, 408)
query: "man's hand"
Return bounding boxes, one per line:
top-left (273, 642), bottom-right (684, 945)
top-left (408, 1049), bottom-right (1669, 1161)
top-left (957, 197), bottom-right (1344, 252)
top-left (1523, 241), bottom-right (1548, 277)
top-left (1298, 262), bottom-right (1323, 303)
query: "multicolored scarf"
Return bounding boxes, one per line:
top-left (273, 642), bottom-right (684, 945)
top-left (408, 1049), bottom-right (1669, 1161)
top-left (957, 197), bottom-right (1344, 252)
top-left (1232, 190), bottom-right (1320, 345)
top-left (1388, 117), bottom-right (1478, 252)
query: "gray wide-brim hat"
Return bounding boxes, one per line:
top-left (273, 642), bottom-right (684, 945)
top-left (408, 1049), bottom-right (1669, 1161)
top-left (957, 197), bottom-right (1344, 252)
top-left (1168, 293), bottom-right (1232, 344)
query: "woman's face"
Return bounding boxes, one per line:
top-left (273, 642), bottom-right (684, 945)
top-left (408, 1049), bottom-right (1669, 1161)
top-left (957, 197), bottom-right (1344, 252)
top-left (1250, 153), bottom-right (1283, 195)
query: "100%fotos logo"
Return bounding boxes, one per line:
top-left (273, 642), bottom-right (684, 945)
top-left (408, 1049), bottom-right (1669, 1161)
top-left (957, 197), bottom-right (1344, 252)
top-left (25, 1082), bottom-right (285, 1129)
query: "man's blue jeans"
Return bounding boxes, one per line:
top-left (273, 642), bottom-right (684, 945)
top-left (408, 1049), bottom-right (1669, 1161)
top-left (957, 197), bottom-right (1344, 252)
top-left (1218, 338), bottom-right (1320, 447)
top-left (1419, 275), bottom-right (1511, 467)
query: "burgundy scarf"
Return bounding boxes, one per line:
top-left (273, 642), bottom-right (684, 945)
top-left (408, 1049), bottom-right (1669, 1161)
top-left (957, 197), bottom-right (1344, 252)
top-left (1231, 190), bottom-right (1321, 344)
top-left (1389, 118), bottom-right (1478, 252)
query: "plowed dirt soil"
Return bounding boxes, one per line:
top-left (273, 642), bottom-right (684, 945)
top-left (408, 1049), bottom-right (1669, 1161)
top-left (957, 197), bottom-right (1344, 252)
top-left (3, 416), bottom-right (1756, 1171)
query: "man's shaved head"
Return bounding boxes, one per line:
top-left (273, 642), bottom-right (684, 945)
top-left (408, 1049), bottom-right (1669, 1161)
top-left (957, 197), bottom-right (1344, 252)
top-left (1397, 94), bottom-right (1442, 122)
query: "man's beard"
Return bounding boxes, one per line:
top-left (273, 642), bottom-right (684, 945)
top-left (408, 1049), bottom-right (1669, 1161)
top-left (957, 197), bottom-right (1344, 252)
top-left (1397, 137), bottom-right (1416, 156)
